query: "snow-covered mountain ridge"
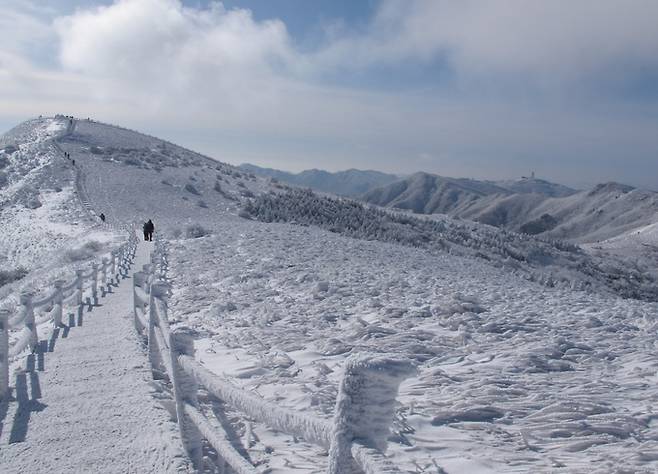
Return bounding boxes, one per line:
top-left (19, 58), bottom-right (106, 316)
top-left (239, 163), bottom-right (400, 197)
top-left (3, 117), bottom-right (658, 472)
top-left (362, 171), bottom-right (658, 243)
top-left (0, 117), bottom-right (120, 300)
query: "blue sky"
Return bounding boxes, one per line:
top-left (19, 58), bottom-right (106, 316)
top-left (2, 0), bottom-right (658, 190)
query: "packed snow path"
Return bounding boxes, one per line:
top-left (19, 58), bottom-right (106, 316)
top-left (0, 241), bottom-right (191, 474)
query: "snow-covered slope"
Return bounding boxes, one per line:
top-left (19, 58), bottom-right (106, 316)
top-left (3, 117), bottom-right (658, 473)
top-left (0, 117), bottom-right (120, 299)
top-left (169, 215), bottom-right (658, 473)
top-left (239, 163), bottom-right (399, 197)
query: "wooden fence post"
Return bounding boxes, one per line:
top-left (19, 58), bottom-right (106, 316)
top-left (53, 280), bottom-right (65, 327)
top-left (133, 271), bottom-right (145, 332)
top-left (117, 246), bottom-right (124, 274)
top-left (20, 291), bottom-right (37, 352)
top-left (75, 269), bottom-right (84, 306)
top-left (101, 257), bottom-right (109, 286)
top-left (111, 250), bottom-right (117, 278)
top-left (91, 263), bottom-right (99, 300)
top-left (0, 309), bottom-right (9, 401)
top-left (327, 353), bottom-right (415, 474)
top-left (170, 328), bottom-right (203, 469)
top-left (148, 282), bottom-right (167, 371)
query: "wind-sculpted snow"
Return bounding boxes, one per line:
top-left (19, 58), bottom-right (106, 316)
top-left (242, 188), bottom-right (658, 301)
top-left (168, 217), bottom-right (658, 472)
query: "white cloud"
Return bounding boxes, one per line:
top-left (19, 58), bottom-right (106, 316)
top-left (53, 0), bottom-right (296, 117)
top-left (314, 0), bottom-right (658, 89)
top-left (1, 0), bottom-right (658, 188)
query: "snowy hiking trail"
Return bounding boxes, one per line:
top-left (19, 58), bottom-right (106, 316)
top-left (5, 116), bottom-right (658, 472)
top-left (0, 240), bottom-right (191, 474)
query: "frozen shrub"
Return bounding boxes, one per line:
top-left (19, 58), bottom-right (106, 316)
top-left (242, 188), bottom-right (658, 301)
top-left (184, 183), bottom-right (200, 195)
top-left (214, 181), bottom-right (237, 201)
top-left (0, 266), bottom-right (28, 288)
top-left (185, 223), bottom-right (209, 238)
top-left (26, 197), bottom-right (42, 209)
top-left (64, 240), bottom-right (103, 262)
top-left (123, 157), bottom-right (140, 166)
top-left (3, 144), bottom-right (18, 155)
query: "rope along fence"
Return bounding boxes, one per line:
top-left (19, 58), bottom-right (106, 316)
top-left (0, 231), bottom-right (139, 400)
top-left (133, 238), bottom-right (416, 473)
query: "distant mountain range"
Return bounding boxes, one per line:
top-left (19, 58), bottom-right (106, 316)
top-left (239, 164), bottom-right (399, 197)
top-left (363, 172), bottom-right (658, 243)
top-left (241, 164), bottom-right (658, 243)
top-left (362, 172), bottom-right (576, 213)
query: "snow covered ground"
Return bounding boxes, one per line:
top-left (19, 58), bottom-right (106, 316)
top-left (3, 117), bottom-right (658, 473)
top-left (168, 216), bottom-right (658, 473)
top-left (0, 117), bottom-right (124, 303)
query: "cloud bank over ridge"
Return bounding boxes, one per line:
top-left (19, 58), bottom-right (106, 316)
top-left (1, 0), bottom-right (658, 189)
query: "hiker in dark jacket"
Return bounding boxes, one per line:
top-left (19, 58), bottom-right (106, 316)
top-left (144, 219), bottom-right (155, 241)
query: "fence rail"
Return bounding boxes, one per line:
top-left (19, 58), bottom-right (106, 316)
top-left (133, 239), bottom-right (415, 473)
top-left (0, 230), bottom-right (139, 400)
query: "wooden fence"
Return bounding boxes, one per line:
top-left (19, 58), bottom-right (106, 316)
top-left (133, 239), bottom-right (415, 473)
top-left (0, 231), bottom-right (138, 400)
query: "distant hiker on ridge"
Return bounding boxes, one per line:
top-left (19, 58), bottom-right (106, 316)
top-left (100, 213), bottom-right (105, 223)
top-left (144, 219), bottom-right (154, 242)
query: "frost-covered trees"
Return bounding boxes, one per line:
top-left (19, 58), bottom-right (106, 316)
top-left (184, 183), bottom-right (200, 195)
top-left (241, 188), bottom-right (658, 301)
